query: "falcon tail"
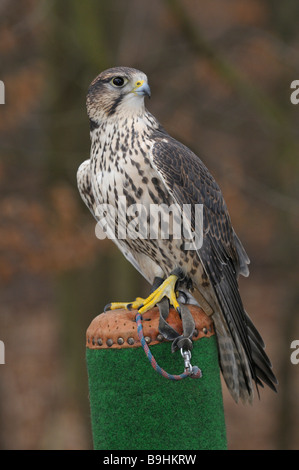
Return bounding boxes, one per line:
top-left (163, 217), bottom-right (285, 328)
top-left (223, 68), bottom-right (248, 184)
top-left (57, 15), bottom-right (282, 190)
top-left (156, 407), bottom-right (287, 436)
top-left (212, 306), bottom-right (277, 404)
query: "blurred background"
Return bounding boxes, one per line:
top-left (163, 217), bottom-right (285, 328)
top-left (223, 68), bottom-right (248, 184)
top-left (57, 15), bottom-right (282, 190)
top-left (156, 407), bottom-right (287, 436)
top-left (0, 0), bottom-right (298, 450)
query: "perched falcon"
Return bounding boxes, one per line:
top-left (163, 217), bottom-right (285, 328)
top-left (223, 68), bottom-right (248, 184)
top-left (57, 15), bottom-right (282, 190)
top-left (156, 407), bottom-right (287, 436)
top-left (77, 66), bottom-right (277, 403)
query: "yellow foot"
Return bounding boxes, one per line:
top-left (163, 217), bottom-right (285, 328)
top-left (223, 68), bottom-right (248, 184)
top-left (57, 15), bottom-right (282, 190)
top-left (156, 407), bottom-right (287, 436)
top-left (104, 297), bottom-right (145, 312)
top-left (104, 274), bottom-right (180, 314)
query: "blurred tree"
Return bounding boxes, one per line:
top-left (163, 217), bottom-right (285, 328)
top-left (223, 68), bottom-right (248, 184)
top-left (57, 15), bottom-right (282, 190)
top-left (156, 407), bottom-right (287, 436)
top-left (43, 0), bottom-right (146, 447)
top-left (0, 0), bottom-right (299, 450)
top-left (165, 0), bottom-right (299, 449)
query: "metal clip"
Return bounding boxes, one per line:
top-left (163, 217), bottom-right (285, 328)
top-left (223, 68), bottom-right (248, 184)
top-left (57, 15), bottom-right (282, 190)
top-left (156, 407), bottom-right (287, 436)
top-left (181, 348), bottom-right (193, 374)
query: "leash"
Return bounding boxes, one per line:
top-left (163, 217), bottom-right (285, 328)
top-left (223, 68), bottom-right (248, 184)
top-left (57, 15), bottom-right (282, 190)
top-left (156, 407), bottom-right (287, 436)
top-left (135, 311), bottom-right (202, 380)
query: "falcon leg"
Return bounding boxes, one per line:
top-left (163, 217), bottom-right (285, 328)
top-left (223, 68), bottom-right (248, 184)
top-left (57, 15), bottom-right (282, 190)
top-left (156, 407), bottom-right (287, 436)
top-left (104, 269), bottom-right (185, 315)
top-left (138, 274), bottom-right (180, 314)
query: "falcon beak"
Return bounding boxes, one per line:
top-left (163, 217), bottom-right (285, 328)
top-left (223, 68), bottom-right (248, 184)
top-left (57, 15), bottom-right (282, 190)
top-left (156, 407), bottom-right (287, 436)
top-left (132, 80), bottom-right (151, 98)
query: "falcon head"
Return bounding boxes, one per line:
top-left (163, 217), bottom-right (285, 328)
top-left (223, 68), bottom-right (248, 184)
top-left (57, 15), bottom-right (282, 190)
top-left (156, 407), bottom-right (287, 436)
top-left (86, 66), bottom-right (151, 124)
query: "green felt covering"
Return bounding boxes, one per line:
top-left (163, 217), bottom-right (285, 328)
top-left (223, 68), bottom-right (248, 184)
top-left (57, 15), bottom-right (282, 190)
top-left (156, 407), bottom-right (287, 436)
top-left (86, 336), bottom-right (227, 450)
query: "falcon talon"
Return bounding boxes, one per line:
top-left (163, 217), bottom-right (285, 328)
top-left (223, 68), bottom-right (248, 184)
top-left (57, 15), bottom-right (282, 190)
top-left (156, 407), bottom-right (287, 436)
top-left (104, 298), bottom-right (146, 312)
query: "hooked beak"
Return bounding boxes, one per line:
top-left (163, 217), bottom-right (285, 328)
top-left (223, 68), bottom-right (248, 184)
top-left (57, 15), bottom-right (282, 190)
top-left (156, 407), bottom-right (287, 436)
top-left (132, 80), bottom-right (151, 98)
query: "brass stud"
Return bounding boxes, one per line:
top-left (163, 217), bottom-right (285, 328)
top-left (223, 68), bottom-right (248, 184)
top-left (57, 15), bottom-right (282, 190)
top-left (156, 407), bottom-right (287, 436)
top-left (203, 327), bottom-right (208, 335)
top-left (127, 337), bottom-right (134, 345)
top-left (106, 338), bottom-right (113, 347)
top-left (92, 338), bottom-right (95, 345)
top-left (144, 336), bottom-right (151, 344)
top-left (117, 337), bottom-right (124, 345)
top-left (156, 334), bottom-right (164, 342)
top-left (97, 338), bottom-right (103, 346)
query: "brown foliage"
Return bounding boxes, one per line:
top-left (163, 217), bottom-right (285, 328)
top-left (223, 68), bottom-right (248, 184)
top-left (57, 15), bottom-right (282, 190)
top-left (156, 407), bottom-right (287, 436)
top-left (0, 184), bottom-right (106, 282)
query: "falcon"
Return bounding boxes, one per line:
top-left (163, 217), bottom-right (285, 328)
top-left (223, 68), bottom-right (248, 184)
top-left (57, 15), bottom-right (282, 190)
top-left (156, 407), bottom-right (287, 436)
top-left (77, 66), bottom-right (277, 403)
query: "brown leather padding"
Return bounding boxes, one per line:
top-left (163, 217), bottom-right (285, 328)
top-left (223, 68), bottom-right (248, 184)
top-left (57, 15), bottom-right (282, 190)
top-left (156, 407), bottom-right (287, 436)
top-left (86, 305), bottom-right (215, 349)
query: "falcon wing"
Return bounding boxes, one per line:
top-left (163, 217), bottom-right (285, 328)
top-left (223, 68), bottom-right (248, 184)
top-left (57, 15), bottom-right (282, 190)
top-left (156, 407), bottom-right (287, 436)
top-left (150, 130), bottom-right (277, 401)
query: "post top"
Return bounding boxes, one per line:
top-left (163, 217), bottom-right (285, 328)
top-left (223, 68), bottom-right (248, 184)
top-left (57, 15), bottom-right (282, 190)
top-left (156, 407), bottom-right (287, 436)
top-left (86, 305), bottom-right (215, 350)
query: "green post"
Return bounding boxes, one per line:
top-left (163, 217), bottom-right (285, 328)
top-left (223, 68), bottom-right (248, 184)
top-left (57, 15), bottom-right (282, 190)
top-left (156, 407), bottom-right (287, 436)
top-left (86, 306), bottom-right (227, 450)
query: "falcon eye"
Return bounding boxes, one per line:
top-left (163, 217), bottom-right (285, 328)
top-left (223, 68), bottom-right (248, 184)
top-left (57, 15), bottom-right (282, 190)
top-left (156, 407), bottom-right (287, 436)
top-left (111, 76), bottom-right (126, 87)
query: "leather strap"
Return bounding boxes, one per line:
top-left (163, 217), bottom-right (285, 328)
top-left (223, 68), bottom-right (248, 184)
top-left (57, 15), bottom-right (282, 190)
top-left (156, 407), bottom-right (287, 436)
top-left (86, 305), bottom-right (215, 350)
